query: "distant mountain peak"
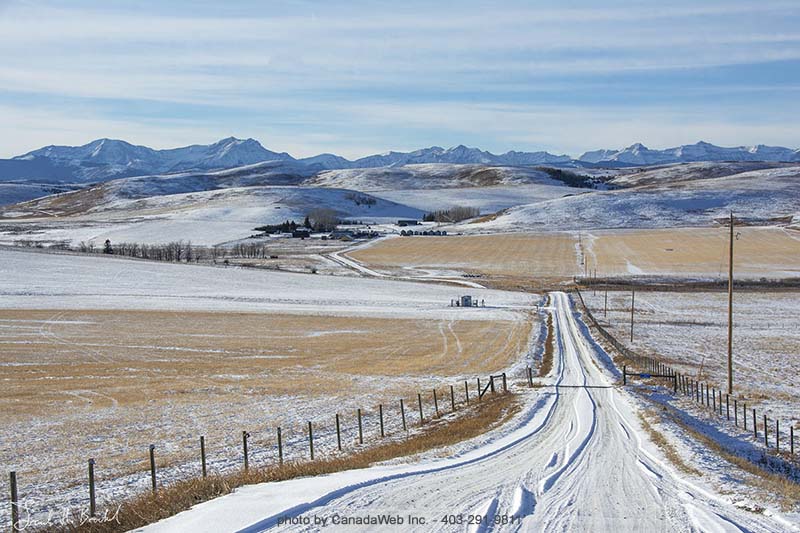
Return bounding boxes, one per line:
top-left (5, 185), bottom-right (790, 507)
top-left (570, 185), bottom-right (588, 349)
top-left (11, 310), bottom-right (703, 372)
top-left (579, 141), bottom-right (800, 165)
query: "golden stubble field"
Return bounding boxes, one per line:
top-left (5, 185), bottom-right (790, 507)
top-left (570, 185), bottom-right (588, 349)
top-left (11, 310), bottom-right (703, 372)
top-left (0, 308), bottom-right (532, 501)
top-left (347, 227), bottom-right (800, 284)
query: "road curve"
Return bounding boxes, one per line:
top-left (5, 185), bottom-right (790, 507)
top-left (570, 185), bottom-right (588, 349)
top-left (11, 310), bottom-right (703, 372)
top-left (143, 292), bottom-right (795, 533)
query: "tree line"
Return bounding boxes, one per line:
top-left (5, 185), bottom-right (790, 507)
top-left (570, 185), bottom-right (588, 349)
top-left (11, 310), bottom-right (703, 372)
top-left (423, 205), bottom-right (480, 223)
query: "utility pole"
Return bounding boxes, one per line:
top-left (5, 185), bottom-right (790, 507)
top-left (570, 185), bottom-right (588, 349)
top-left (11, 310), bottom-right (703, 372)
top-left (630, 288), bottom-right (635, 343)
top-left (727, 212), bottom-right (734, 395)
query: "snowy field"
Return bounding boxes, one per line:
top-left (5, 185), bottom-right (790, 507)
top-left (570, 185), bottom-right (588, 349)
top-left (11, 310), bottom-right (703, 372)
top-left (0, 186), bottom-right (424, 246)
top-left (371, 184), bottom-right (576, 214)
top-left (0, 247), bottom-right (539, 524)
top-left (582, 289), bottom-right (800, 424)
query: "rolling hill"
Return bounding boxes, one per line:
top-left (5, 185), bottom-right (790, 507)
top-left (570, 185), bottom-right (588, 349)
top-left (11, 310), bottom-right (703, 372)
top-left (463, 166), bottom-right (800, 232)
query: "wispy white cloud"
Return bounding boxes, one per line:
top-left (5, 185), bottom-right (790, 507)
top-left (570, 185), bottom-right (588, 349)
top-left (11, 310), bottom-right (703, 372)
top-left (0, 0), bottom-right (798, 156)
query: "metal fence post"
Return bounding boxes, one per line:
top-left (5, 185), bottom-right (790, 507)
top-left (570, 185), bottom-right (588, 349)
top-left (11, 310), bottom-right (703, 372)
top-left (242, 431), bottom-right (250, 470)
top-left (308, 422), bottom-right (314, 460)
top-left (277, 427), bottom-right (283, 465)
top-left (433, 389), bottom-right (439, 418)
top-left (764, 415), bottom-right (768, 447)
top-left (200, 436), bottom-right (207, 477)
top-left (400, 399), bottom-right (407, 431)
top-left (357, 408), bottom-right (364, 444)
top-left (88, 458), bottom-right (96, 518)
top-left (753, 409), bottom-right (757, 438)
top-left (149, 444), bottom-right (157, 493)
top-left (10, 471), bottom-right (19, 531)
top-left (336, 414), bottom-right (342, 450)
top-left (465, 380), bottom-right (470, 403)
top-left (379, 404), bottom-right (385, 438)
top-left (623, 365), bottom-right (626, 385)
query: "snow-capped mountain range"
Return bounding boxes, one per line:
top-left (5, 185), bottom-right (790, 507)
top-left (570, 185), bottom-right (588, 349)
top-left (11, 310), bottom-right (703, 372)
top-left (579, 141), bottom-right (800, 165)
top-left (3, 138), bottom-right (799, 185)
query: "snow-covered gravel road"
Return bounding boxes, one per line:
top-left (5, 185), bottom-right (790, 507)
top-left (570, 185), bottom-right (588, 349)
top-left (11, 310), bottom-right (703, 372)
top-left (142, 292), bottom-right (794, 533)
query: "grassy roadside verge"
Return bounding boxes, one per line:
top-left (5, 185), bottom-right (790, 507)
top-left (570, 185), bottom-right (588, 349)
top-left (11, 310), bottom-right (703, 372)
top-left (49, 393), bottom-right (519, 532)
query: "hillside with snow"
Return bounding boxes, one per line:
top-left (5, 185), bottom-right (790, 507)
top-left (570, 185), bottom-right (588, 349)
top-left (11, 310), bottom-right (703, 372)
top-left (462, 166), bottom-right (800, 232)
top-left (310, 164), bottom-right (563, 190)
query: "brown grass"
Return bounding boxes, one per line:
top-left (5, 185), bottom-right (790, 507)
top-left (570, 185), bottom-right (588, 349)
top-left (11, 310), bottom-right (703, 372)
top-left (589, 226), bottom-right (800, 278)
top-left (348, 233), bottom-right (579, 283)
top-left (669, 413), bottom-right (800, 511)
top-left (637, 409), bottom-right (701, 477)
top-left (347, 227), bottom-right (800, 286)
top-left (540, 305), bottom-right (554, 377)
top-left (0, 308), bottom-right (530, 516)
top-left (49, 393), bottom-right (519, 532)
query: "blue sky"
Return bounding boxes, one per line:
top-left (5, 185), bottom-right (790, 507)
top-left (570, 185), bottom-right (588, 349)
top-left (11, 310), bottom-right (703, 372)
top-left (1, 0), bottom-right (799, 158)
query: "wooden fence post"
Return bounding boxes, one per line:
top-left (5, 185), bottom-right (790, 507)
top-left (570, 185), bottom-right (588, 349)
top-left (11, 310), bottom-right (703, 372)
top-left (743, 403), bottom-right (747, 431)
top-left (277, 427), bottom-right (283, 465)
top-left (712, 388), bottom-right (716, 411)
top-left (753, 409), bottom-right (757, 438)
top-left (357, 408), bottom-right (364, 444)
top-left (242, 431), bottom-right (250, 470)
top-left (450, 385), bottom-right (456, 412)
top-left (623, 365), bottom-right (626, 385)
top-left (490, 376), bottom-right (495, 394)
top-left (336, 414), bottom-right (342, 450)
top-left (476, 378), bottom-right (481, 401)
top-left (10, 471), bottom-right (19, 531)
top-left (308, 422), bottom-right (314, 460)
top-left (465, 381), bottom-right (470, 404)
top-left (200, 436), bottom-right (207, 478)
top-left (726, 395), bottom-right (730, 420)
top-left (433, 389), bottom-right (439, 418)
top-left (149, 444), bottom-right (157, 493)
top-left (776, 420), bottom-right (779, 452)
top-left (502, 373), bottom-right (507, 393)
top-left (379, 404), bottom-right (385, 438)
top-left (527, 367), bottom-right (533, 387)
top-left (88, 458), bottom-right (96, 518)
top-left (418, 394), bottom-right (424, 425)
top-left (400, 399), bottom-right (407, 431)
top-left (764, 415), bottom-right (768, 447)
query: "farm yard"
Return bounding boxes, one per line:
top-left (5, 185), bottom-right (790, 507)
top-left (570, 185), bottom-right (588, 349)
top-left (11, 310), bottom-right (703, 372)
top-left (0, 247), bottom-right (538, 523)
